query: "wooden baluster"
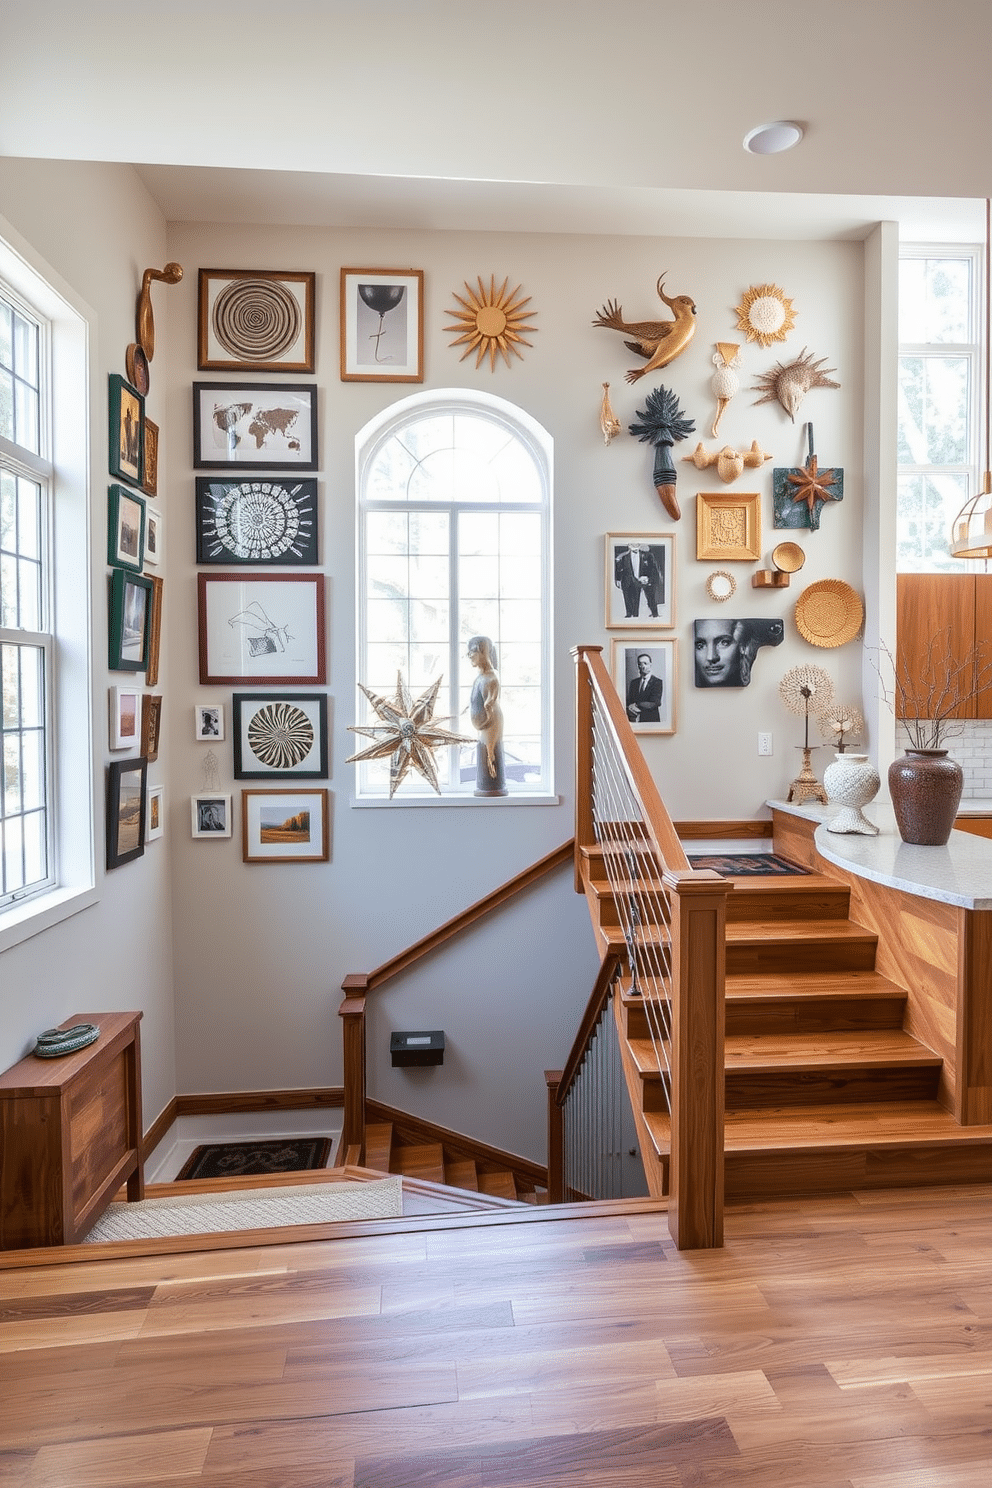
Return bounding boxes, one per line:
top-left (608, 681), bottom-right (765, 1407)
top-left (339, 976), bottom-right (368, 1163)
top-left (665, 868), bottom-right (730, 1250)
top-left (545, 1069), bottom-right (565, 1203)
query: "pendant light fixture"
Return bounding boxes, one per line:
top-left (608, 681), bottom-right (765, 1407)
top-left (950, 197), bottom-right (992, 559)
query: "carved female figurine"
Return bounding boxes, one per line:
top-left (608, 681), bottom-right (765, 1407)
top-left (467, 635), bottom-right (507, 796)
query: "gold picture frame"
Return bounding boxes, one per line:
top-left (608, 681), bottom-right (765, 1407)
top-left (695, 492), bottom-right (761, 562)
top-left (340, 268), bottom-right (424, 382)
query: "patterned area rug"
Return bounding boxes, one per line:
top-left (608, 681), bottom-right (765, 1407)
top-left (688, 853), bottom-right (809, 876)
top-left (176, 1137), bottom-right (332, 1181)
top-left (84, 1177), bottom-right (404, 1242)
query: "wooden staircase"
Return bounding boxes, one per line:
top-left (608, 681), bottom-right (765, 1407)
top-left (362, 1115), bottom-right (548, 1207)
top-left (584, 845), bottom-right (992, 1199)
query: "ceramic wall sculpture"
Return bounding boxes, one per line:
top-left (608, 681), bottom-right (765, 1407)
top-left (683, 439), bottom-right (772, 484)
top-left (753, 348), bottom-right (840, 422)
top-left (773, 423), bottom-right (844, 529)
top-left (709, 342), bottom-right (741, 436)
top-left (600, 382), bottom-right (622, 444)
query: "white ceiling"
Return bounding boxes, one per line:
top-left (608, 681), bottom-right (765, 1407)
top-left (3, 1), bottom-right (990, 241)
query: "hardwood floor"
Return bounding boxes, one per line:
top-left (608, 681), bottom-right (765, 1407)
top-left (3, 1186), bottom-right (992, 1486)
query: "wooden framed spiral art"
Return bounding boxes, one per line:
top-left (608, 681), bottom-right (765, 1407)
top-left (198, 269), bottom-right (316, 373)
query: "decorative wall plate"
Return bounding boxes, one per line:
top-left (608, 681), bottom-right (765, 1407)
top-left (772, 541), bottom-right (806, 573)
top-left (705, 570), bottom-right (736, 602)
top-left (795, 579), bottom-right (864, 647)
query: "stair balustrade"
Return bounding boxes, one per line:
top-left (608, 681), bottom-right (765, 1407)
top-left (560, 645), bottom-right (731, 1249)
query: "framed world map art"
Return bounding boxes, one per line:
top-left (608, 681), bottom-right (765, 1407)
top-left (192, 382), bottom-right (318, 471)
top-left (196, 477), bottom-right (318, 565)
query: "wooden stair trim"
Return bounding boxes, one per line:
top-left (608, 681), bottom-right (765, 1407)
top-left (365, 1099), bottom-right (547, 1190)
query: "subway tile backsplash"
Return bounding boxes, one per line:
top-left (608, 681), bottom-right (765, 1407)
top-left (896, 720), bottom-right (992, 798)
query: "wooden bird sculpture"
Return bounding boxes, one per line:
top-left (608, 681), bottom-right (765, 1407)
top-left (592, 275), bottom-right (697, 383)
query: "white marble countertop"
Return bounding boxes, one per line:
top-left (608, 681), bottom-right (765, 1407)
top-left (767, 798), bottom-right (992, 911)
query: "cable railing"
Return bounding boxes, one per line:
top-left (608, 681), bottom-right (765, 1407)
top-left (549, 644), bottom-right (730, 1249)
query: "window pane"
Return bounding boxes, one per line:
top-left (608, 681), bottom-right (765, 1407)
top-left (896, 470), bottom-right (969, 572)
top-left (489, 439), bottom-right (543, 503)
top-left (22, 809), bottom-right (46, 886)
top-left (460, 555), bottom-right (499, 599)
top-left (17, 477), bottom-right (40, 560)
top-left (13, 312), bottom-right (38, 386)
top-left (501, 641), bottom-right (542, 686)
top-left (498, 599), bottom-right (542, 642)
top-left (459, 511), bottom-right (499, 554)
top-left (409, 555), bottom-right (449, 595)
top-left (0, 553), bottom-right (16, 628)
top-left (1, 470), bottom-right (15, 547)
top-left (366, 510), bottom-right (410, 555)
top-left (3, 731), bottom-right (21, 814)
top-left (365, 641), bottom-right (411, 687)
top-left (367, 439), bottom-right (418, 503)
top-left (0, 303), bottom-right (11, 370)
top-left (897, 356), bottom-right (969, 465)
top-left (408, 447), bottom-right (500, 504)
top-left (17, 646), bottom-right (43, 727)
top-left (14, 380), bottom-right (39, 452)
top-left (3, 816), bottom-right (26, 895)
top-left (899, 257), bottom-right (972, 343)
top-left (20, 727), bottom-right (45, 812)
top-left (369, 555), bottom-right (412, 599)
top-left (367, 597), bottom-right (410, 643)
top-left (0, 369), bottom-right (12, 443)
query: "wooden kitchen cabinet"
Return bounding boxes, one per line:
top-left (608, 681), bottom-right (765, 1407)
top-left (0, 1012), bottom-right (144, 1249)
top-left (896, 573), bottom-right (992, 719)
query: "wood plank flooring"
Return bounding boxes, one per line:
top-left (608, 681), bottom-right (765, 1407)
top-left (3, 1187), bottom-right (992, 1485)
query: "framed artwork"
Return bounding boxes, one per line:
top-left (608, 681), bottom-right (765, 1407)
top-left (232, 692), bottom-right (328, 779)
top-left (107, 757), bottom-right (147, 868)
top-left (109, 568), bottom-right (153, 672)
top-left (195, 477), bottom-right (318, 565)
top-left (145, 782), bottom-right (165, 842)
top-left (611, 638), bottom-right (677, 735)
top-left (109, 684), bottom-right (141, 750)
top-left (198, 269), bottom-right (316, 373)
top-left (692, 617), bottom-right (784, 688)
top-left (198, 572), bottom-right (326, 685)
top-left (108, 374), bottom-right (144, 486)
top-left (141, 418), bottom-right (159, 496)
top-left (143, 504), bottom-right (163, 567)
top-left (141, 693), bottom-right (162, 761)
top-left (192, 382), bottom-right (318, 471)
top-left (340, 267), bottom-right (424, 383)
top-left (695, 492), bottom-right (761, 562)
top-left (145, 575), bottom-right (164, 687)
top-left (605, 533), bottom-right (675, 629)
top-left (195, 704), bottom-right (225, 741)
top-left (107, 484), bottom-right (145, 571)
top-left (191, 793), bottom-right (233, 838)
top-left (242, 787), bottom-right (330, 863)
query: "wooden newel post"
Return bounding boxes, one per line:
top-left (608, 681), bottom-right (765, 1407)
top-left (545, 1069), bottom-right (565, 1203)
top-left (664, 870), bottom-right (730, 1250)
top-left (572, 645), bottom-right (601, 893)
top-left (339, 975), bottom-right (368, 1163)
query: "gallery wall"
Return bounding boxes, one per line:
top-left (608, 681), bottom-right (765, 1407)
top-left (0, 159), bottom-right (179, 1126)
top-left (161, 219), bottom-right (869, 1160)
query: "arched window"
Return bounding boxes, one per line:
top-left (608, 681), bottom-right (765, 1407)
top-left (356, 389), bottom-right (552, 800)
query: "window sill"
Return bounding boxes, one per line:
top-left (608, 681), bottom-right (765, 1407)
top-left (0, 883), bottom-right (99, 956)
top-left (351, 793), bottom-right (561, 808)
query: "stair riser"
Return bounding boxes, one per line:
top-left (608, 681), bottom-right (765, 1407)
top-left (726, 941), bottom-right (877, 975)
top-left (725, 888), bottom-right (851, 922)
top-left (726, 998), bottom-right (907, 1036)
top-left (725, 1065), bottom-right (942, 1108)
top-left (725, 1140), bottom-right (992, 1199)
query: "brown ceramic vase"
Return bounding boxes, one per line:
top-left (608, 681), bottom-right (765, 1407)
top-left (887, 748), bottom-right (964, 846)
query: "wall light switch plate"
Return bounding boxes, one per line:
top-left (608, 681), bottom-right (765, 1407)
top-left (757, 732), bottom-right (773, 756)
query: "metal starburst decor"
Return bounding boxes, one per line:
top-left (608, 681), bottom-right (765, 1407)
top-left (347, 673), bottom-right (473, 798)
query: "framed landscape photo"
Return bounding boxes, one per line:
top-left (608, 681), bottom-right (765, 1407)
top-left (145, 575), bottom-right (164, 687)
top-left (141, 693), bottom-right (162, 762)
top-left (109, 684), bottom-right (141, 751)
top-left (109, 568), bottom-right (154, 672)
top-left (192, 382), bottom-right (318, 471)
top-left (195, 704), bottom-right (224, 741)
top-left (141, 418), bottom-right (159, 496)
top-left (242, 787), bottom-right (330, 863)
top-left (109, 374), bottom-right (144, 486)
top-left (195, 477), bottom-right (318, 565)
top-left (191, 793), bottom-right (232, 839)
top-left (143, 504), bottom-right (163, 567)
top-left (198, 269), bottom-right (316, 373)
top-left (145, 782), bottom-right (165, 842)
top-left (107, 757), bottom-right (147, 868)
top-left (198, 572), bottom-right (326, 685)
top-left (233, 692), bottom-right (328, 779)
top-left (340, 267), bottom-right (424, 383)
top-left (611, 638), bottom-right (677, 736)
top-left (606, 532), bottom-right (675, 629)
top-left (107, 484), bottom-right (145, 571)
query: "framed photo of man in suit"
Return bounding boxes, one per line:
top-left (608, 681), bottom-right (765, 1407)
top-left (605, 532), bottom-right (675, 628)
top-left (611, 639), bottom-right (676, 735)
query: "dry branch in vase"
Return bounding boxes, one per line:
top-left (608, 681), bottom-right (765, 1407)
top-left (871, 632), bottom-right (992, 750)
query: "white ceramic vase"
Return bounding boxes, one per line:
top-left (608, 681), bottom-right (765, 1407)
top-left (823, 752), bottom-right (880, 835)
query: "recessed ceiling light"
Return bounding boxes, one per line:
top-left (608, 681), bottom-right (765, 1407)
top-left (743, 121), bottom-right (804, 155)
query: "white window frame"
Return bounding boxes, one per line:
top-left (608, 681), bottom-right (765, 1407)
top-left (897, 243), bottom-right (983, 573)
top-left (0, 216), bottom-right (95, 954)
top-left (354, 387), bottom-right (556, 806)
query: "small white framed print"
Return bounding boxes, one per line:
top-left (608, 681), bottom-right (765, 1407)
top-left (191, 793), bottom-right (232, 838)
top-left (195, 704), bottom-right (225, 742)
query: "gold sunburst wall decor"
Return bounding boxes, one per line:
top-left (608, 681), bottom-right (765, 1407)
top-left (734, 283), bottom-right (797, 348)
top-left (445, 275), bottom-right (537, 370)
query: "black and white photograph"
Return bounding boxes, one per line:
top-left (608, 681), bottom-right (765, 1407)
top-left (340, 268), bottom-right (424, 382)
top-left (611, 639), bottom-right (676, 735)
top-left (692, 617), bottom-right (785, 688)
top-left (195, 704), bottom-right (224, 741)
top-left (192, 382), bottom-right (318, 470)
top-left (605, 532), bottom-right (675, 628)
top-left (190, 793), bottom-right (232, 838)
top-left (196, 477), bottom-right (318, 565)
top-left (143, 504), bottom-right (162, 567)
top-left (233, 692), bottom-right (328, 779)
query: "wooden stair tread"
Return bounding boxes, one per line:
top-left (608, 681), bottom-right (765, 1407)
top-left (725, 970), bottom-right (905, 1002)
top-left (724, 1030), bottom-right (943, 1071)
top-left (725, 918), bottom-right (876, 946)
top-left (641, 1102), bottom-right (992, 1157)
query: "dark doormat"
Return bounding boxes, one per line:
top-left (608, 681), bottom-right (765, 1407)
top-left (176, 1137), bottom-right (333, 1182)
top-left (687, 853), bottom-right (809, 876)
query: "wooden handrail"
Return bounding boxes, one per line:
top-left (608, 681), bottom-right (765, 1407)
top-left (572, 645), bottom-right (689, 873)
